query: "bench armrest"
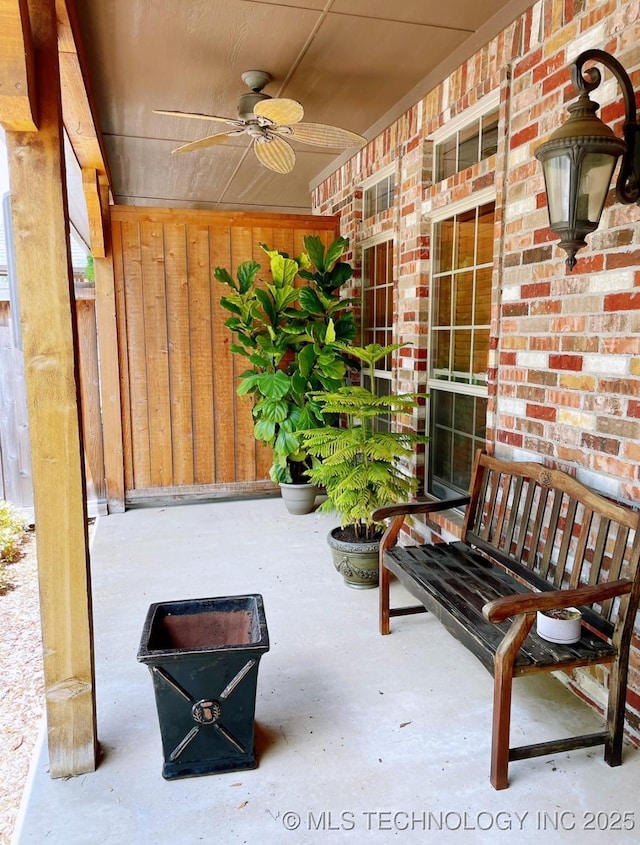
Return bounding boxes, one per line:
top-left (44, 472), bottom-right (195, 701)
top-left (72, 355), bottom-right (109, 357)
top-left (483, 579), bottom-right (633, 624)
top-left (372, 495), bottom-right (471, 522)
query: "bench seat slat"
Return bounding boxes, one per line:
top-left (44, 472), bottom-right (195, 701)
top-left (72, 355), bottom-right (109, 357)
top-left (384, 541), bottom-right (617, 673)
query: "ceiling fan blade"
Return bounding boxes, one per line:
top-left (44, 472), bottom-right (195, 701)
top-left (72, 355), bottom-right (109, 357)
top-left (154, 108), bottom-right (241, 126)
top-left (253, 135), bottom-right (295, 174)
top-left (171, 131), bottom-right (242, 155)
top-left (289, 122), bottom-right (366, 149)
top-left (254, 98), bottom-right (304, 125)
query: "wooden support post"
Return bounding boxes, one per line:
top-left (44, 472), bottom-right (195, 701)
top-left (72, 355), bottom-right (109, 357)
top-left (0, 0), bottom-right (37, 131)
top-left (93, 177), bottom-right (125, 512)
top-left (3, 0), bottom-right (97, 776)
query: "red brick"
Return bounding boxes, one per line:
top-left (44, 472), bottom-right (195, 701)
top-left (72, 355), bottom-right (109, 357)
top-left (510, 123), bottom-right (538, 149)
top-left (604, 291), bottom-right (640, 311)
top-left (532, 52), bottom-right (566, 84)
top-left (527, 403), bottom-right (557, 422)
top-left (581, 433), bottom-right (620, 455)
top-left (502, 302), bottom-right (529, 317)
top-left (542, 66), bottom-right (571, 96)
top-left (533, 227), bottom-right (555, 244)
top-left (628, 400), bottom-right (640, 419)
top-left (514, 46), bottom-right (543, 78)
top-left (497, 430), bottom-right (523, 448)
top-left (521, 282), bottom-right (551, 299)
top-left (549, 354), bottom-right (582, 371)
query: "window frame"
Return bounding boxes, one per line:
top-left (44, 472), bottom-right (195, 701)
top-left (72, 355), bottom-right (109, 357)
top-left (426, 186), bottom-right (495, 498)
top-left (431, 89), bottom-right (500, 184)
top-left (362, 163), bottom-right (396, 220)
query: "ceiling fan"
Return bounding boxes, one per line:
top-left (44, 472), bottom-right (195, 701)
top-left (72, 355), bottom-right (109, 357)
top-left (154, 70), bottom-right (367, 174)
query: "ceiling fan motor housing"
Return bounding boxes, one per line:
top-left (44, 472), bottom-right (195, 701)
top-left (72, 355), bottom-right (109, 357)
top-left (238, 91), bottom-right (271, 121)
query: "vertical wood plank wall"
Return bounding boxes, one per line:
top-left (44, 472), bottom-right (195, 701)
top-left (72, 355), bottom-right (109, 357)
top-left (110, 208), bottom-right (339, 502)
top-left (0, 293), bottom-right (106, 516)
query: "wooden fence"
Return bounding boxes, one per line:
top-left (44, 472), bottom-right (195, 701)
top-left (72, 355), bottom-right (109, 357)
top-left (0, 286), bottom-right (106, 517)
top-left (111, 208), bottom-right (340, 503)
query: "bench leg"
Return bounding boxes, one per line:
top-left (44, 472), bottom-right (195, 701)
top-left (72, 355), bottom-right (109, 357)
top-left (379, 559), bottom-right (391, 635)
top-left (605, 654), bottom-right (628, 767)
top-left (491, 614), bottom-right (535, 790)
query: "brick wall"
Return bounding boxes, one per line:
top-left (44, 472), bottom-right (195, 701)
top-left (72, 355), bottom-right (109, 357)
top-left (313, 0), bottom-right (640, 746)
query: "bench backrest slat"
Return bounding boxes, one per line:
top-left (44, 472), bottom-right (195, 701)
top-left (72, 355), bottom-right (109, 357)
top-left (464, 452), bottom-right (640, 639)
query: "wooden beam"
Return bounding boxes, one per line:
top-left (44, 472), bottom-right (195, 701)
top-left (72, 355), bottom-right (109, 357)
top-left (82, 168), bottom-right (106, 258)
top-left (56, 0), bottom-right (110, 181)
top-left (5, 0), bottom-right (97, 777)
top-left (0, 0), bottom-right (37, 130)
top-left (94, 178), bottom-right (125, 512)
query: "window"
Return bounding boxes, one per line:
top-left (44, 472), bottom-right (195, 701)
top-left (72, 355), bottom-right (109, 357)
top-left (428, 200), bottom-right (494, 497)
top-left (363, 170), bottom-right (395, 219)
top-left (430, 89), bottom-right (500, 184)
top-left (361, 238), bottom-right (394, 431)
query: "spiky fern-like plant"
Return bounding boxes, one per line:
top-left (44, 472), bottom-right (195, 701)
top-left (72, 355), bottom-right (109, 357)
top-left (303, 343), bottom-right (429, 541)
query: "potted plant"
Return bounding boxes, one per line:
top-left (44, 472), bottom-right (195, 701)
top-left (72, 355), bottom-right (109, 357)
top-left (215, 236), bottom-right (357, 513)
top-left (302, 343), bottom-right (429, 588)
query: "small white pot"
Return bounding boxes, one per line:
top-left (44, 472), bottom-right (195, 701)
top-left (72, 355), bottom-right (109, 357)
top-left (536, 607), bottom-right (582, 644)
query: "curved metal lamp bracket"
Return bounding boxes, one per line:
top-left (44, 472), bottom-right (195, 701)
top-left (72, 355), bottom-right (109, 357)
top-left (571, 49), bottom-right (640, 204)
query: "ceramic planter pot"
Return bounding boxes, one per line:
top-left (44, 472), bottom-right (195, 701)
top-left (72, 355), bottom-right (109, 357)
top-left (536, 607), bottom-right (582, 644)
top-left (279, 482), bottom-right (318, 515)
top-left (138, 594), bottom-right (269, 779)
top-left (327, 527), bottom-right (380, 589)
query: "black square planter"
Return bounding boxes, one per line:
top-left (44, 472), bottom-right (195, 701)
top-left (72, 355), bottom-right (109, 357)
top-left (137, 594), bottom-right (269, 780)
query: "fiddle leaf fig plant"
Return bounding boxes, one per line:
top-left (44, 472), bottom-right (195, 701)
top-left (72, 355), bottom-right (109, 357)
top-left (215, 235), bottom-right (358, 484)
top-left (303, 343), bottom-right (429, 540)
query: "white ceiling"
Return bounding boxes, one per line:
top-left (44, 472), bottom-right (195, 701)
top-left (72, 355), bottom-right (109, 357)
top-left (75, 0), bottom-right (534, 214)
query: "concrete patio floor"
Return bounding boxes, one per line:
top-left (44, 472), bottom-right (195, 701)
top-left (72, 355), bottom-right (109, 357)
top-left (14, 496), bottom-right (640, 844)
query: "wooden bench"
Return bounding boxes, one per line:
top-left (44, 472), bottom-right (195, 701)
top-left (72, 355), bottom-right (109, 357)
top-left (373, 451), bottom-right (640, 789)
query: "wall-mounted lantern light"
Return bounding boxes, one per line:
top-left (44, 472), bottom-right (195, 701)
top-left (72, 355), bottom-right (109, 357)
top-left (535, 49), bottom-right (639, 270)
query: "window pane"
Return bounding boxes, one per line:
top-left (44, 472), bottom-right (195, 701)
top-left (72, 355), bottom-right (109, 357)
top-left (454, 272), bottom-right (474, 326)
top-left (434, 220), bottom-right (454, 273)
top-left (364, 187), bottom-right (375, 219)
top-left (375, 241), bottom-right (388, 285)
top-left (458, 122), bottom-right (480, 171)
top-left (475, 397), bottom-right (488, 437)
top-left (433, 390), bottom-right (453, 427)
top-left (452, 433), bottom-right (474, 490)
top-left (433, 275), bottom-right (452, 327)
top-left (363, 285), bottom-right (375, 330)
top-left (455, 209), bottom-right (476, 269)
top-left (454, 393), bottom-right (475, 435)
top-left (362, 247), bottom-right (371, 282)
top-left (432, 329), bottom-right (450, 374)
top-left (474, 268), bottom-right (492, 325)
top-left (476, 203), bottom-right (495, 265)
top-left (472, 329), bottom-right (490, 383)
top-left (481, 110), bottom-right (499, 159)
top-left (453, 329), bottom-right (472, 378)
top-left (362, 239), bottom-right (393, 381)
top-left (432, 426), bottom-right (452, 485)
top-left (437, 135), bottom-right (457, 181)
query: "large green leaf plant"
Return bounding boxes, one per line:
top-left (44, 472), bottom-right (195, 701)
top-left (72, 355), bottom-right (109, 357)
top-left (302, 343), bottom-right (429, 541)
top-left (215, 236), bottom-right (358, 484)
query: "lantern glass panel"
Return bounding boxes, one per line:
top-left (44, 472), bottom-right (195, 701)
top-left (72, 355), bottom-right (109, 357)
top-left (543, 153), bottom-right (571, 226)
top-left (577, 152), bottom-right (618, 224)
